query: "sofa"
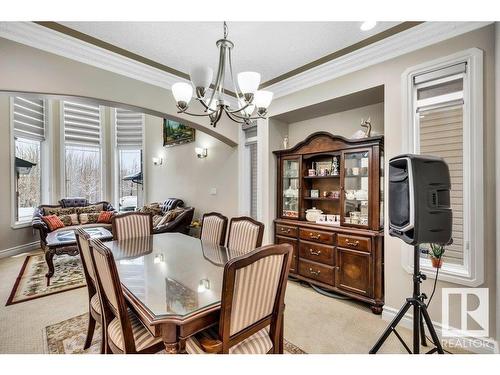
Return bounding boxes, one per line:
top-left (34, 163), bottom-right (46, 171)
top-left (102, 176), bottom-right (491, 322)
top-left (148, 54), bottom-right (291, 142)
top-left (153, 207), bottom-right (194, 235)
top-left (138, 198), bottom-right (194, 235)
top-left (32, 198), bottom-right (115, 246)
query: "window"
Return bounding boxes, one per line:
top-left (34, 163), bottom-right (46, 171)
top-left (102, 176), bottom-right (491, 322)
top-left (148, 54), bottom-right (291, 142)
top-left (63, 101), bottom-right (102, 202)
top-left (11, 97), bottom-right (46, 225)
top-left (243, 123), bottom-right (258, 219)
top-left (114, 109), bottom-right (144, 212)
top-left (403, 49), bottom-right (483, 286)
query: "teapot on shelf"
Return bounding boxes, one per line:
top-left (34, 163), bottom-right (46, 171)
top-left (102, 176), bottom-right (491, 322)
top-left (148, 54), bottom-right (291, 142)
top-left (305, 207), bottom-right (323, 222)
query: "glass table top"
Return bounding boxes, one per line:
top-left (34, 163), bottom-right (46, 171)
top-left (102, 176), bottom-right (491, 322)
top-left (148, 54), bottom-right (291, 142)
top-left (47, 226), bottom-right (112, 246)
top-left (104, 233), bottom-right (235, 319)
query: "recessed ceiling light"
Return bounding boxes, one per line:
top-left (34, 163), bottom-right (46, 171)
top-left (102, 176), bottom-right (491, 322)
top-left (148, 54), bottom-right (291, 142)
top-left (360, 21), bottom-right (377, 31)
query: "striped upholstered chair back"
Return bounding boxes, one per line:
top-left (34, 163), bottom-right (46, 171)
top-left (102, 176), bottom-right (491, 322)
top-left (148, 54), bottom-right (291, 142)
top-left (75, 227), bottom-right (105, 353)
top-left (218, 243), bottom-right (292, 353)
top-left (112, 212), bottom-right (153, 241)
top-left (89, 238), bottom-right (136, 352)
top-left (89, 238), bottom-right (163, 354)
top-left (75, 227), bottom-right (96, 286)
top-left (200, 212), bottom-right (228, 246)
top-left (226, 216), bottom-right (264, 256)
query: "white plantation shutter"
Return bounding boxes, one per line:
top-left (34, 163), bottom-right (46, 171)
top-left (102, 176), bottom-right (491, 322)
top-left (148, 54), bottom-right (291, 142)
top-left (418, 106), bottom-right (464, 264)
top-left (13, 97), bottom-right (45, 141)
top-left (63, 101), bottom-right (101, 146)
top-left (115, 108), bottom-right (144, 148)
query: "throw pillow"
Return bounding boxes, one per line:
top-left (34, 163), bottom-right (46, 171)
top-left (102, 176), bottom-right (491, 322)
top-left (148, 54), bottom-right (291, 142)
top-left (79, 213), bottom-right (100, 224)
top-left (97, 211), bottom-right (113, 224)
top-left (77, 203), bottom-right (105, 214)
top-left (152, 214), bottom-right (163, 228)
top-left (42, 215), bottom-right (65, 231)
top-left (69, 213), bottom-right (79, 225)
top-left (44, 207), bottom-right (76, 216)
top-left (139, 202), bottom-right (163, 216)
top-left (157, 207), bottom-right (184, 227)
top-left (57, 214), bottom-right (73, 226)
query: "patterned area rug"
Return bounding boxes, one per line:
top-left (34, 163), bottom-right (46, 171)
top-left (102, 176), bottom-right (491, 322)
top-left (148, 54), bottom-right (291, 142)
top-left (6, 253), bottom-right (85, 305)
top-left (44, 313), bottom-right (307, 354)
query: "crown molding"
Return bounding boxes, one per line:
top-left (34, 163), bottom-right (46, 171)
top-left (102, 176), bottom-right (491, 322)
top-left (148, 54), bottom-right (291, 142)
top-left (0, 21), bottom-right (493, 102)
top-left (266, 21), bottom-right (493, 98)
top-left (0, 22), bottom-right (240, 106)
top-left (0, 21), bottom-right (180, 89)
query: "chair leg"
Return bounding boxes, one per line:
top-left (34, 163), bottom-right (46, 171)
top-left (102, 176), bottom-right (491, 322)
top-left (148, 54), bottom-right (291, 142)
top-left (84, 313), bottom-right (96, 350)
top-left (99, 322), bottom-right (106, 354)
top-left (278, 316), bottom-right (284, 354)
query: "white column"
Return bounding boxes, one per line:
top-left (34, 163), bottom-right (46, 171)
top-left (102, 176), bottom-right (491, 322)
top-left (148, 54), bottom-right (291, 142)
top-left (256, 118), bottom-right (272, 244)
top-left (495, 21), bottom-right (500, 344)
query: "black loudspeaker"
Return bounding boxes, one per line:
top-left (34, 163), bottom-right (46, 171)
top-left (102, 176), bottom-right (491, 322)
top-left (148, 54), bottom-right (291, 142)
top-left (388, 154), bottom-right (452, 246)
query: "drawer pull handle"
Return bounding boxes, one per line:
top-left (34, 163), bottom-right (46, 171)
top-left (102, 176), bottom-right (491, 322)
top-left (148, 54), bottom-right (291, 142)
top-left (345, 240), bottom-right (360, 247)
top-left (280, 228), bottom-right (291, 234)
top-left (309, 233), bottom-right (321, 240)
top-left (309, 249), bottom-right (321, 256)
top-left (309, 268), bottom-right (321, 276)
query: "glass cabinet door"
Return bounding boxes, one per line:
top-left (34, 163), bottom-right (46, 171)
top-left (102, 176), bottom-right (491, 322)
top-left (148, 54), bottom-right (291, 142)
top-left (282, 158), bottom-right (300, 219)
top-left (343, 150), bottom-right (370, 227)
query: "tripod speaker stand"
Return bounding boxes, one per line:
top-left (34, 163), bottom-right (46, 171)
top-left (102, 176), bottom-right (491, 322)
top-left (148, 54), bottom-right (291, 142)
top-left (369, 245), bottom-right (444, 354)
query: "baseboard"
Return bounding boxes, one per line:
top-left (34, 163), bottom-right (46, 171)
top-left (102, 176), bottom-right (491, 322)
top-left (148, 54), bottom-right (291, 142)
top-left (382, 305), bottom-right (498, 354)
top-left (0, 241), bottom-right (39, 259)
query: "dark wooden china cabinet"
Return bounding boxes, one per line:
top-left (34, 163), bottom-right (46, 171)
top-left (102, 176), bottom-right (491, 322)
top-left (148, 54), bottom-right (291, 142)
top-left (274, 132), bottom-right (384, 314)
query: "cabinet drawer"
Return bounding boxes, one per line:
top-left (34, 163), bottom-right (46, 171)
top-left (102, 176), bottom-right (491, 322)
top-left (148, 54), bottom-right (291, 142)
top-left (276, 224), bottom-right (298, 238)
top-left (337, 234), bottom-right (371, 253)
top-left (299, 259), bottom-right (335, 285)
top-left (299, 228), bottom-right (335, 244)
top-left (276, 235), bottom-right (298, 273)
top-left (299, 240), bottom-right (335, 266)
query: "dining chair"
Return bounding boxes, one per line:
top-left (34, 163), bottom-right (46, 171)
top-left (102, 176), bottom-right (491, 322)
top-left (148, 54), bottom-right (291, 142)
top-left (111, 212), bottom-right (153, 240)
top-left (200, 212), bottom-right (228, 246)
top-left (89, 238), bottom-right (164, 354)
top-left (226, 216), bottom-right (264, 256)
top-left (75, 227), bottom-right (105, 353)
top-left (185, 243), bottom-right (293, 354)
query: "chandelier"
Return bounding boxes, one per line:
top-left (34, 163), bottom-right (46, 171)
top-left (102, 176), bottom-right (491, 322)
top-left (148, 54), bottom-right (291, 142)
top-left (171, 22), bottom-right (273, 127)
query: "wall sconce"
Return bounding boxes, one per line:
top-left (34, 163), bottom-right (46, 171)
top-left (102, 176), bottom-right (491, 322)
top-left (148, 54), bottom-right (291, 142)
top-left (197, 278), bottom-right (210, 293)
top-left (153, 253), bottom-right (165, 264)
top-left (195, 147), bottom-right (208, 159)
top-left (152, 157), bottom-right (163, 166)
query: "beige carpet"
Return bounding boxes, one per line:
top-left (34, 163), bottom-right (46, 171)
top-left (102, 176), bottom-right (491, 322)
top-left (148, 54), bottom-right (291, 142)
top-left (6, 252), bottom-right (85, 305)
top-left (44, 313), bottom-right (306, 354)
top-left (284, 280), bottom-right (467, 354)
top-left (1, 252), bottom-right (467, 354)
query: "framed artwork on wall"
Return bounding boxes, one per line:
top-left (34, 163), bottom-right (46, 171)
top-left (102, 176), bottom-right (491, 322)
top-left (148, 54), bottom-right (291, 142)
top-left (163, 119), bottom-right (195, 147)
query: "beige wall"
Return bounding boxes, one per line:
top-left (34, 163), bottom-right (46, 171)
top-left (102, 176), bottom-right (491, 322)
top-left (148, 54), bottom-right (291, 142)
top-left (0, 37), bottom-right (238, 147)
top-left (287, 102), bottom-right (384, 147)
top-left (0, 36), bottom-right (240, 254)
top-left (266, 25), bottom-right (497, 338)
top-left (144, 114), bottom-right (239, 221)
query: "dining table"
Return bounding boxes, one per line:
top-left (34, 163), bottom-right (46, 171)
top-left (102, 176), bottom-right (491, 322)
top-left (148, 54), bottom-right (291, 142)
top-left (104, 232), bottom-right (250, 353)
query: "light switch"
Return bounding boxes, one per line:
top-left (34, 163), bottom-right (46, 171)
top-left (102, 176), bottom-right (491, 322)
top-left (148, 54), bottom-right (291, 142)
top-left (210, 187), bottom-right (217, 195)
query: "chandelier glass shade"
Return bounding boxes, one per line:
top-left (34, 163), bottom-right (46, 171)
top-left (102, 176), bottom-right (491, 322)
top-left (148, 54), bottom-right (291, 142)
top-left (171, 22), bottom-right (273, 127)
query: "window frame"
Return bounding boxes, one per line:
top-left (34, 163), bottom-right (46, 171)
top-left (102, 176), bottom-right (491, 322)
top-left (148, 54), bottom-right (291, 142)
top-left (60, 103), bottom-right (105, 203)
top-left (401, 48), bottom-right (484, 286)
top-left (9, 97), bottom-right (51, 228)
top-left (110, 109), bottom-right (145, 211)
top-left (239, 123), bottom-right (258, 218)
